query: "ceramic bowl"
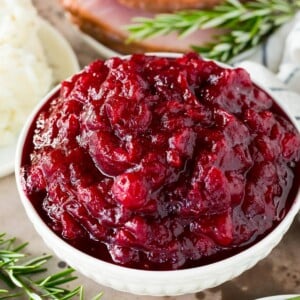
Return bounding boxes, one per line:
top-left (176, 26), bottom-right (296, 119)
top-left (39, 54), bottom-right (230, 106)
top-left (15, 53), bottom-right (300, 296)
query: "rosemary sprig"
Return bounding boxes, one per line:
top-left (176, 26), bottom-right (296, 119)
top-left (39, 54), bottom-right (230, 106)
top-left (127, 0), bottom-right (300, 62)
top-left (0, 233), bottom-right (102, 300)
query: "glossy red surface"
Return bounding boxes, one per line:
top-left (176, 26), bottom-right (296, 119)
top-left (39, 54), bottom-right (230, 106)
top-left (22, 53), bottom-right (300, 270)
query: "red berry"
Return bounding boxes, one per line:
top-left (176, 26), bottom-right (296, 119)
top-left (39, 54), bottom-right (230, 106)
top-left (112, 172), bottom-right (149, 209)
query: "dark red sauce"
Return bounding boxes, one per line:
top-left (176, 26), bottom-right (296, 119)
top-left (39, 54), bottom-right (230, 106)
top-left (21, 53), bottom-right (300, 270)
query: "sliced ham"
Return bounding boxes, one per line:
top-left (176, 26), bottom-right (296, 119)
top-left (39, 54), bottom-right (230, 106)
top-left (118, 0), bottom-right (224, 12)
top-left (61, 0), bottom-right (222, 54)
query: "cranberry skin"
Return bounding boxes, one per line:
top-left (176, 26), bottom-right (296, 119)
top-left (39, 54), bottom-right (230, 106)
top-left (60, 212), bottom-right (84, 240)
top-left (105, 95), bottom-right (152, 136)
top-left (202, 68), bottom-right (272, 114)
top-left (281, 132), bottom-right (300, 160)
top-left (86, 131), bottom-right (135, 176)
top-left (61, 60), bottom-right (109, 103)
top-left (65, 200), bottom-right (107, 241)
top-left (108, 244), bottom-right (140, 265)
top-left (25, 165), bottom-right (46, 192)
top-left (22, 53), bottom-right (300, 270)
top-left (81, 101), bottom-right (110, 132)
top-left (112, 172), bottom-right (150, 209)
top-left (140, 153), bottom-right (167, 188)
top-left (187, 166), bottom-right (231, 216)
top-left (199, 211), bottom-right (233, 246)
top-left (169, 128), bottom-right (196, 158)
top-left (116, 216), bottom-right (149, 247)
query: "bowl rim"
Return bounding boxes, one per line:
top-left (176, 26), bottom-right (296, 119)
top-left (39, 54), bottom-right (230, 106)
top-left (15, 52), bottom-right (300, 278)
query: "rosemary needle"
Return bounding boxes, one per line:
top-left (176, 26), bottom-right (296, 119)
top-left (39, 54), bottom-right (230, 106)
top-left (0, 233), bottom-right (102, 300)
top-left (127, 0), bottom-right (300, 62)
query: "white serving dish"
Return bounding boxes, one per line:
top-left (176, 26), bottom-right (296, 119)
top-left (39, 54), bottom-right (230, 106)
top-left (15, 53), bottom-right (300, 296)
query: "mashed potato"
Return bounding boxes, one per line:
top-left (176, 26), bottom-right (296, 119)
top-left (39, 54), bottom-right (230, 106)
top-left (0, 0), bottom-right (53, 146)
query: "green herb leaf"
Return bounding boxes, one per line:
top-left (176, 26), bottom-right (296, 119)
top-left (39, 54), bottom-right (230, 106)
top-left (287, 296), bottom-right (300, 300)
top-left (0, 234), bottom-right (103, 300)
top-left (126, 0), bottom-right (300, 62)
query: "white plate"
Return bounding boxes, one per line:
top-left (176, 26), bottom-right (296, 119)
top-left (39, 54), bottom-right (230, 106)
top-left (256, 295), bottom-right (300, 300)
top-left (0, 19), bottom-right (80, 178)
top-left (79, 30), bottom-right (120, 58)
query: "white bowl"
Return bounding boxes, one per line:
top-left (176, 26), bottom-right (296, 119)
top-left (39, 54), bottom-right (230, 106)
top-left (0, 18), bottom-right (80, 178)
top-left (15, 54), bottom-right (300, 296)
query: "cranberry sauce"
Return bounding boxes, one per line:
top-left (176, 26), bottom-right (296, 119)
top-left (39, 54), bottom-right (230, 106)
top-left (22, 53), bottom-right (300, 270)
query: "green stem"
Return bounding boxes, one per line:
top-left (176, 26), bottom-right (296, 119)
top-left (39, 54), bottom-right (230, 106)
top-left (126, 0), bottom-right (300, 62)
